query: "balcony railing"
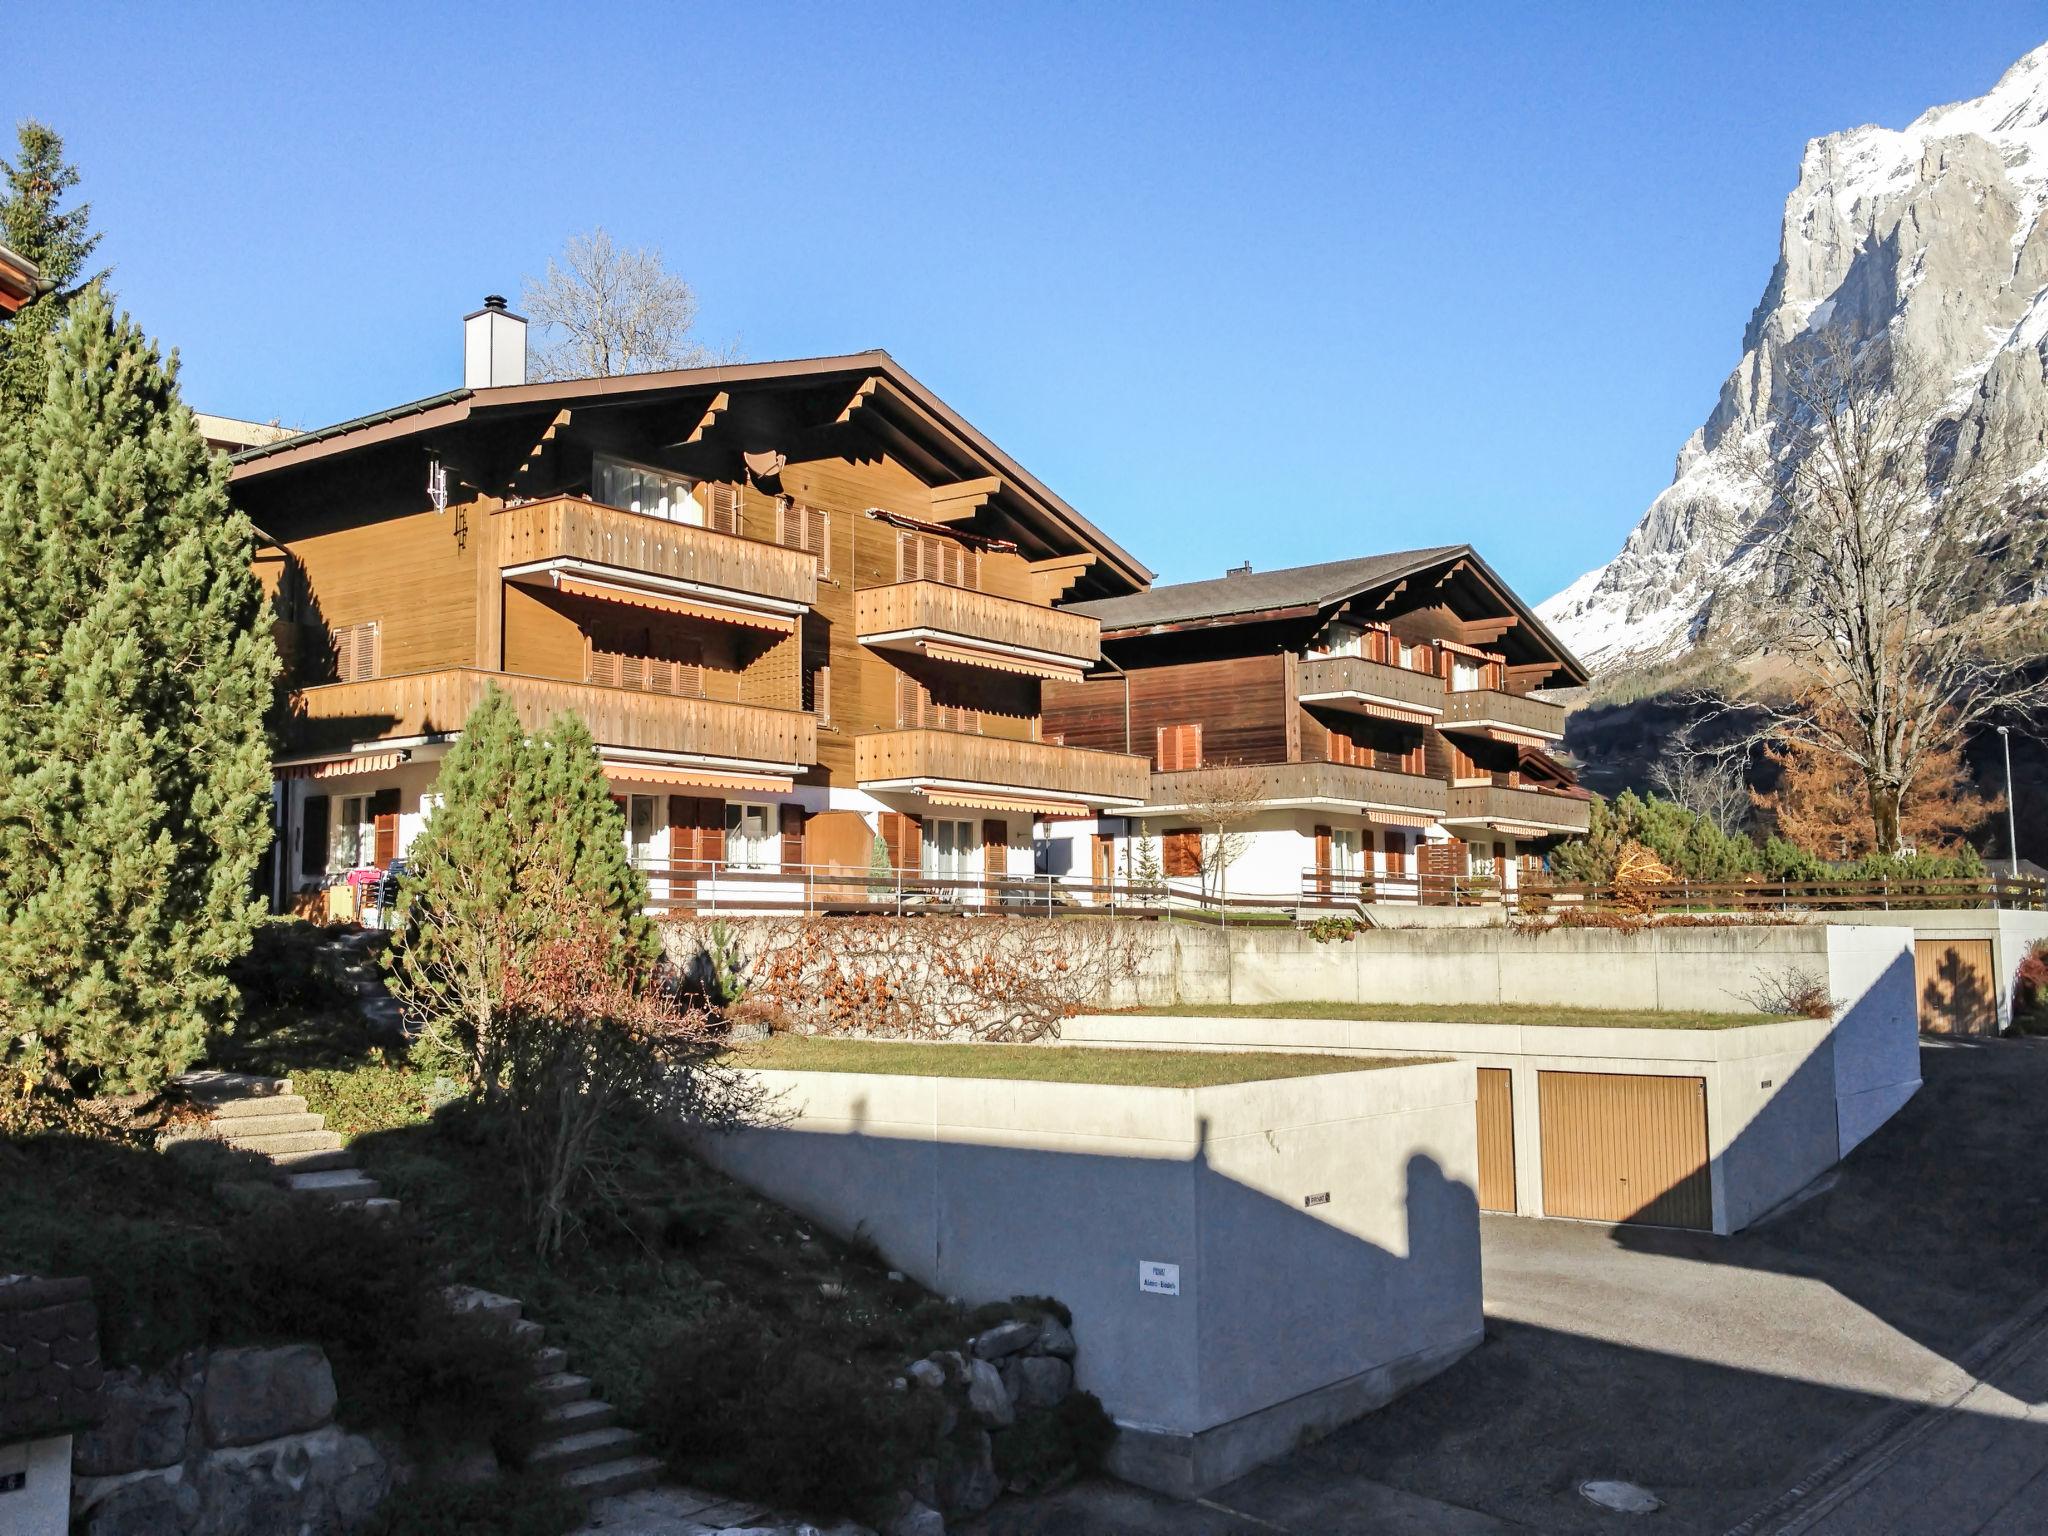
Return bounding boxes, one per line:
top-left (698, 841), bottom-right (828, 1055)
top-left (1444, 782), bottom-right (1591, 833)
top-left (1147, 760), bottom-right (1447, 817)
top-left (284, 668), bottom-right (817, 767)
top-left (1440, 688), bottom-right (1567, 741)
top-left (855, 581), bottom-right (1100, 671)
top-left (494, 496), bottom-right (817, 609)
top-left (856, 728), bottom-right (1148, 804)
top-left (1296, 655), bottom-right (1446, 716)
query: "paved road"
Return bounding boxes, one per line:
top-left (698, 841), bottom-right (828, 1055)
top-left (970, 1039), bottom-right (2048, 1535)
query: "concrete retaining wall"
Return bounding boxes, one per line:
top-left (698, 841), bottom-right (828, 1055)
top-left (1793, 909), bottom-right (2048, 1033)
top-left (693, 1059), bottom-right (1483, 1496)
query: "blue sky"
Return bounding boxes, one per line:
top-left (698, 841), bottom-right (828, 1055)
top-left (6, 4), bottom-right (2044, 599)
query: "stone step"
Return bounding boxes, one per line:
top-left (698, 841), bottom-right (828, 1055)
top-left (216, 1129), bottom-right (345, 1157)
top-left (211, 1112), bottom-right (329, 1141)
top-left (340, 1197), bottom-right (402, 1220)
top-left (442, 1285), bottom-right (522, 1324)
top-left (510, 1318), bottom-right (545, 1349)
top-left (556, 1452), bottom-right (663, 1499)
top-left (281, 1169), bottom-right (381, 1203)
top-left (529, 1348), bottom-right (570, 1378)
top-left (530, 1371), bottom-right (593, 1407)
top-left (204, 1093), bottom-right (310, 1120)
top-left (534, 1398), bottom-right (615, 1438)
top-left (177, 1070), bottom-right (294, 1103)
top-left (269, 1147), bottom-right (358, 1174)
top-left (524, 1425), bottom-right (643, 1476)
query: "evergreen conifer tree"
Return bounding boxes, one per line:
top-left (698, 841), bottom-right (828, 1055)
top-left (388, 689), bottom-right (651, 1087)
top-left (0, 292), bottom-right (277, 1094)
top-left (0, 121), bottom-right (104, 419)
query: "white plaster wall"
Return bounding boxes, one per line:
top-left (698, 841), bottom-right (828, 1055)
top-left (1825, 924), bottom-right (1924, 1156)
top-left (0, 1433), bottom-right (70, 1536)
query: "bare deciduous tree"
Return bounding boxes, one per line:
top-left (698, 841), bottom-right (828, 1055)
top-left (1705, 331), bottom-right (2048, 853)
top-left (521, 228), bottom-right (733, 381)
top-left (1649, 722), bottom-right (1752, 837)
top-left (1182, 765), bottom-right (1270, 906)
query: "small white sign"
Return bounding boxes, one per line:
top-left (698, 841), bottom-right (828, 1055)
top-left (1139, 1260), bottom-right (1180, 1296)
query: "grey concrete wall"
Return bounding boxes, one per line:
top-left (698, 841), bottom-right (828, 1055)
top-left (1823, 924), bottom-right (1924, 1156)
top-left (1800, 909), bottom-right (2048, 1032)
top-left (691, 1060), bottom-right (1483, 1495)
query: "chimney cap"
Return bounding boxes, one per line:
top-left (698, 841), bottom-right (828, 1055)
top-left (1226, 561), bottom-right (1253, 577)
top-left (463, 293), bottom-right (526, 323)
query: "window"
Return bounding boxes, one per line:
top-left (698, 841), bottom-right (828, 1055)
top-left (1155, 723), bottom-right (1203, 773)
top-left (724, 802), bottom-right (779, 869)
top-left (803, 658), bottom-right (831, 722)
top-left (923, 818), bottom-right (978, 879)
top-left (590, 641), bottom-right (704, 698)
top-left (300, 794), bottom-right (330, 880)
top-left (1451, 654), bottom-right (1487, 693)
top-left (1467, 840), bottom-right (1496, 876)
top-left (330, 794), bottom-right (370, 871)
top-left (333, 621), bottom-right (380, 683)
top-left (1383, 830), bottom-right (1408, 874)
top-left (594, 454), bottom-right (735, 528)
top-left (1327, 728), bottom-right (1367, 767)
top-left (626, 795), bottom-right (661, 870)
top-left (1331, 827), bottom-right (1365, 876)
top-left (897, 672), bottom-right (980, 734)
top-left (776, 499), bottom-right (831, 575)
top-left (897, 530), bottom-right (977, 588)
top-left (1309, 622), bottom-right (1364, 660)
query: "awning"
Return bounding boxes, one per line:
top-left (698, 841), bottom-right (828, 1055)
top-left (925, 789), bottom-right (1093, 818)
top-left (555, 575), bottom-right (796, 634)
top-left (1488, 822), bottom-right (1556, 839)
top-left (1516, 745), bottom-right (1575, 783)
top-left (280, 751), bottom-right (407, 780)
top-left (919, 640), bottom-right (1084, 681)
top-left (1354, 701), bottom-right (1436, 726)
top-left (1364, 809), bottom-right (1435, 827)
top-left (600, 761), bottom-right (795, 794)
top-left (1454, 723), bottom-right (1554, 746)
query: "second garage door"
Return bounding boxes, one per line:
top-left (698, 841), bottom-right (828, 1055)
top-left (1538, 1071), bottom-right (1712, 1230)
top-left (1914, 938), bottom-right (1998, 1035)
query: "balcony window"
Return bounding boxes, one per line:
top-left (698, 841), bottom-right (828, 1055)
top-left (330, 794), bottom-right (370, 872)
top-left (924, 818), bottom-right (979, 880)
top-left (595, 453), bottom-right (725, 527)
top-left (626, 794), bottom-right (662, 869)
top-left (1451, 655), bottom-right (1487, 693)
top-left (1308, 622), bottom-right (1364, 660)
top-left (725, 802), bottom-right (779, 870)
top-left (1331, 826), bottom-right (1365, 876)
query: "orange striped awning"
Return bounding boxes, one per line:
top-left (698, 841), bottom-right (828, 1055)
top-left (281, 751), bottom-right (407, 780)
top-left (1489, 823), bottom-right (1555, 839)
top-left (918, 641), bottom-right (1085, 681)
top-left (555, 576), bottom-right (797, 634)
top-left (1354, 701), bottom-right (1437, 726)
top-left (600, 762), bottom-right (794, 794)
top-left (925, 789), bottom-right (1093, 818)
top-left (1458, 723), bottom-right (1555, 745)
top-left (1364, 809), bottom-right (1434, 826)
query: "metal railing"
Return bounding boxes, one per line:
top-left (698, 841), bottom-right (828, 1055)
top-left (1296, 870), bottom-right (2048, 915)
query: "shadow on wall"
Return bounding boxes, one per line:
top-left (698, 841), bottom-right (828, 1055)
top-left (1923, 945), bottom-right (1998, 1035)
top-left (697, 1091), bottom-right (1483, 1493)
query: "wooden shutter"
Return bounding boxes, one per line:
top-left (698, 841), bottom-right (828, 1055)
top-left (1155, 723), bottom-right (1203, 772)
top-left (1313, 825), bottom-right (1332, 893)
top-left (777, 498), bottom-right (830, 574)
top-left (1494, 841), bottom-right (1509, 869)
top-left (300, 795), bottom-right (330, 878)
top-left (880, 811), bottom-right (923, 872)
top-left (703, 482), bottom-right (741, 535)
top-left (982, 819), bottom-right (1009, 878)
top-left (669, 795), bottom-right (723, 875)
top-left (1091, 832), bottom-right (1114, 888)
top-left (1384, 831), bottom-right (1406, 873)
top-left (1163, 827), bottom-right (1200, 878)
top-left (1327, 728), bottom-right (1368, 767)
top-left (898, 530), bottom-right (976, 589)
top-left (334, 621), bottom-right (380, 683)
top-left (782, 805), bottom-right (808, 869)
top-left (370, 788), bottom-right (401, 867)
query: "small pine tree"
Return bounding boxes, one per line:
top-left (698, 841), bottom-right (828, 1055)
top-left (0, 292), bottom-right (277, 1094)
top-left (386, 689), bottom-right (652, 1088)
top-left (0, 121), bottom-right (105, 420)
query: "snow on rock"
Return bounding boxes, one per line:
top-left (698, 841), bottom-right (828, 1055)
top-left (1544, 41), bottom-right (2048, 672)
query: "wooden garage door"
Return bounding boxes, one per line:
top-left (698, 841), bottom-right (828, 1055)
top-left (1914, 938), bottom-right (1997, 1035)
top-left (1476, 1068), bottom-right (1516, 1212)
top-left (1538, 1071), bottom-right (1711, 1230)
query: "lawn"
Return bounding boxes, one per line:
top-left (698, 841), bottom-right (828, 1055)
top-left (1117, 1001), bottom-right (1799, 1030)
top-left (724, 1035), bottom-right (1417, 1084)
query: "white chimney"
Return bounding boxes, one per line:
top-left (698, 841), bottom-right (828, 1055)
top-left (463, 294), bottom-right (526, 388)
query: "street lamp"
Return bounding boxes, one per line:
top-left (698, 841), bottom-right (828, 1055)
top-left (1998, 725), bottom-right (2019, 879)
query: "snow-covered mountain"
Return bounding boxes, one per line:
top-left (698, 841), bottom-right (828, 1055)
top-left (1541, 42), bottom-right (2048, 672)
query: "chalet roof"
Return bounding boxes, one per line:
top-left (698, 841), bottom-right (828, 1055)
top-left (1068, 544), bottom-right (1588, 684)
top-left (228, 350), bottom-right (1152, 591)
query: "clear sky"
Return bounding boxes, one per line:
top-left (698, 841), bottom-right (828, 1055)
top-left (6, 4), bottom-right (2044, 599)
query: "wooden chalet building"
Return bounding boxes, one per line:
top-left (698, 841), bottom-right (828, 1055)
top-left (1040, 548), bottom-right (1592, 901)
top-left (232, 301), bottom-right (1153, 914)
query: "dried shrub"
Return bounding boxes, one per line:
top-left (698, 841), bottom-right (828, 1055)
top-left (1743, 964), bottom-right (1835, 1019)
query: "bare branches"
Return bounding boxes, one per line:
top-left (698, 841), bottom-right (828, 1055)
top-left (1701, 329), bottom-right (2048, 851)
top-left (1648, 722), bottom-right (1751, 837)
top-left (521, 228), bottom-right (735, 381)
top-left (1181, 764), bottom-right (1268, 903)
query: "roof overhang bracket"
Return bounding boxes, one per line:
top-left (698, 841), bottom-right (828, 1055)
top-left (1026, 552), bottom-right (1096, 603)
top-left (928, 475), bottom-right (1003, 524)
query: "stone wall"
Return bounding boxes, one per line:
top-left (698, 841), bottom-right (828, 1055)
top-left (71, 1344), bottom-right (390, 1536)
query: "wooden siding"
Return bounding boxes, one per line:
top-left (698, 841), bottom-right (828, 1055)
top-left (855, 728), bottom-right (1148, 802)
top-left (493, 495), bottom-right (818, 608)
top-left (1042, 654), bottom-right (1292, 767)
top-left (1147, 760), bottom-right (1446, 816)
top-left (856, 580), bottom-right (1101, 667)
top-left (1295, 655), bottom-right (1446, 715)
top-left (285, 668), bottom-right (816, 767)
top-left (1476, 1067), bottom-right (1516, 1213)
top-left (1537, 1071), bottom-right (1712, 1229)
top-left (1441, 688), bottom-right (1567, 739)
top-left (1445, 783), bottom-right (1591, 833)
top-left (1914, 938), bottom-right (1998, 1035)
top-left (274, 508), bottom-right (482, 681)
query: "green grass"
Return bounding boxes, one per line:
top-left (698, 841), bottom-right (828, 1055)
top-left (726, 1036), bottom-right (1417, 1085)
top-left (1118, 1001), bottom-right (1798, 1030)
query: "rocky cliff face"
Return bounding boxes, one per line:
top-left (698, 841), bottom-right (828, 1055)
top-left (1541, 43), bottom-right (2048, 672)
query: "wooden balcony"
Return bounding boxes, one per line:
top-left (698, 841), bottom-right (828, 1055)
top-left (1439, 687), bottom-right (1567, 742)
top-left (856, 728), bottom-right (1148, 807)
top-left (282, 668), bottom-right (817, 769)
top-left (1296, 655), bottom-right (1446, 719)
top-left (855, 581), bottom-right (1100, 678)
top-left (1147, 760), bottom-right (1447, 819)
top-left (1444, 783), bottom-right (1591, 835)
top-left (494, 496), bottom-right (817, 610)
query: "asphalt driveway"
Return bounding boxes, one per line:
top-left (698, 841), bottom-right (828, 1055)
top-left (971, 1038), bottom-right (2048, 1535)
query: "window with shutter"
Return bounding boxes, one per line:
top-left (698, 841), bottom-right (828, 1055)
top-left (590, 641), bottom-right (703, 698)
top-left (897, 530), bottom-right (977, 589)
top-left (776, 498), bottom-right (830, 575)
top-left (1155, 723), bottom-right (1203, 773)
top-left (332, 621), bottom-right (380, 683)
top-left (897, 672), bottom-right (980, 734)
top-left (300, 795), bottom-right (330, 880)
top-left (1162, 828), bottom-right (1201, 878)
top-left (1327, 728), bottom-right (1369, 767)
top-left (1384, 830), bottom-right (1407, 873)
top-left (703, 482), bottom-right (741, 534)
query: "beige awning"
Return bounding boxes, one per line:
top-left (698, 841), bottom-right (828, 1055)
top-left (1488, 822), bottom-right (1555, 839)
top-left (925, 789), bottom-right (1093, 818)
top-left (1354, 701), bottom-right (1436, 726)
top-left (600, 761), bottom-right (794, 793)
top-left (280, 751), bottom-right (407, 780)
top-left (918, 641), bottom-right (1084, 681)
top-left (1364, 809), bottom-right (1435, 827)
top-left (1453, 723), bottom-right (1553, 746)
top-left (555, 576), bottom-right (797, 634)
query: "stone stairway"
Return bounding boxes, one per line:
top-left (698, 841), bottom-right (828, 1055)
top-left (174, 1071), bottom-right (657, 1499)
